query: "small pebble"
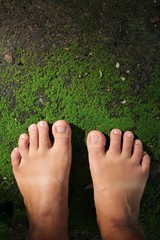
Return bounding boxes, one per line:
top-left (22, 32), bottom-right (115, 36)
top-left (4, 54), bottom-right (13, 64)
top-left (121, 76), bottom-right (125, 81)
top-left (121, 100), bottom-right (126, 104)
top-left (116, 62), bottom-right (120, 68)
top-left (39, 97), bottom-right (45, 105)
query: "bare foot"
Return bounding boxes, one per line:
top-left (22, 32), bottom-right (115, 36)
top-left (87, 129), bottom-right (150, 240)
top-left (11, 120), bottom-right (72, 240)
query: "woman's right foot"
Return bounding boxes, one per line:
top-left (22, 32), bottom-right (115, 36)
top-left (87, 129), bottom-right (150, 240)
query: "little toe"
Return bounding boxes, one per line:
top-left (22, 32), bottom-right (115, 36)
top-left (109, 129), bottom-right (122, 155)
top-left (18, 134), bottom-right (29, 156)
top-left (87, 131), bottom-right (106, 159)
top-left (141, 153), bottom-right (151, 175)
top-left (37, 121), bottom-right (51, 150)
top-left (11, 147), bottom-right (21, 169)
top-left (52, 120), bottom-right (71, 150)
top-left (122, 131), bottom-right (134, 158)
top-left (132, 139), bottom-right (143, 164)
top-left (28, 124), bottom-right (38, 151)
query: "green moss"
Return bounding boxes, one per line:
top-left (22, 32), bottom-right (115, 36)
top-left (0, 42), bottom-right (159, 238)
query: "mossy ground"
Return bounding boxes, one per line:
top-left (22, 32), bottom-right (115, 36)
top-left (0, 42), bottom-right (160, 239)
top-left (0, 0), bottom-right (160, 239)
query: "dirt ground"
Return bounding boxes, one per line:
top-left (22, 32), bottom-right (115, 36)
top-left (0, 0), bottom-right (160, 239)
top-left (0, 0), bottom-right (160, 96)
top-left (0, 0), bottom-right (160, 70)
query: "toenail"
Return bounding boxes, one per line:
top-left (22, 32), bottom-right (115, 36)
top-left (90, 134), bottom-right (100, 144)
top-left (20, 134), bottom-right (28, 139)
top-left (30, 124), bottom-right (36, 130)
top-left (127, 132), bottom-right (133, 138)
top-left (56, 125), bottom-right (67, 133)
top-left (135, 139), bottom-right (141, 145)
top-left (113, 129), bottom-right (121, 135)
top-left (39, 121), bottom-right (46, 127)
top-left (13, 147), bottom-right (19, 152)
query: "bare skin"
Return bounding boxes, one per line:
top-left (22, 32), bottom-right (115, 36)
top-left (11, 120), bottom-right (71, 240)
top-left (11, 121), bottom-right (150, 240)
top-left (87, 129), bottom-right (151, 240)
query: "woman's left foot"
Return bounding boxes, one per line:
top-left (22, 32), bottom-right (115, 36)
top-left (11, 120), bottom-right (72, 240)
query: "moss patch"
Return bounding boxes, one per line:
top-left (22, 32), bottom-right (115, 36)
top-left (0, 42), bottom-right (160, 239)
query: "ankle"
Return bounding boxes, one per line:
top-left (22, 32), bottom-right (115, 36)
top-left (29, 225), bottom-right (68, 240)
top-left (29, 214), bottom-right (68, 240)
top-left (98, 218), bottom-right (145, 240)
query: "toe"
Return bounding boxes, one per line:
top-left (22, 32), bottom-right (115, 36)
top-left (18, 134), bottom-right (29, 156)
top-left (141, 153), bottom-right (151, 174)
top-left (52, 120), bottom-right (71, 151)
top-left (122, 131), bottom-right (134, 158)
top-left (11, 147), bottom-right (21, 169)
top-left (87, 130), bottom-right (106, 159)
top-left (109, 129), bottom-right (122, 155)
top-left (28, 124), bottom-right (38, 151)
top-left (132, 139), bottom-right (143, 163)
top-left (37, 121), bottom-right (51, 150)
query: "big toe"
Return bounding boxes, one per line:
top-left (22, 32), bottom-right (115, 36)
top-left (11, 148), bottom-right (21, 169)
top-left (87, 131), bottom-right (106, 160)
top-left (52, 120), bottom-right (71, 151)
